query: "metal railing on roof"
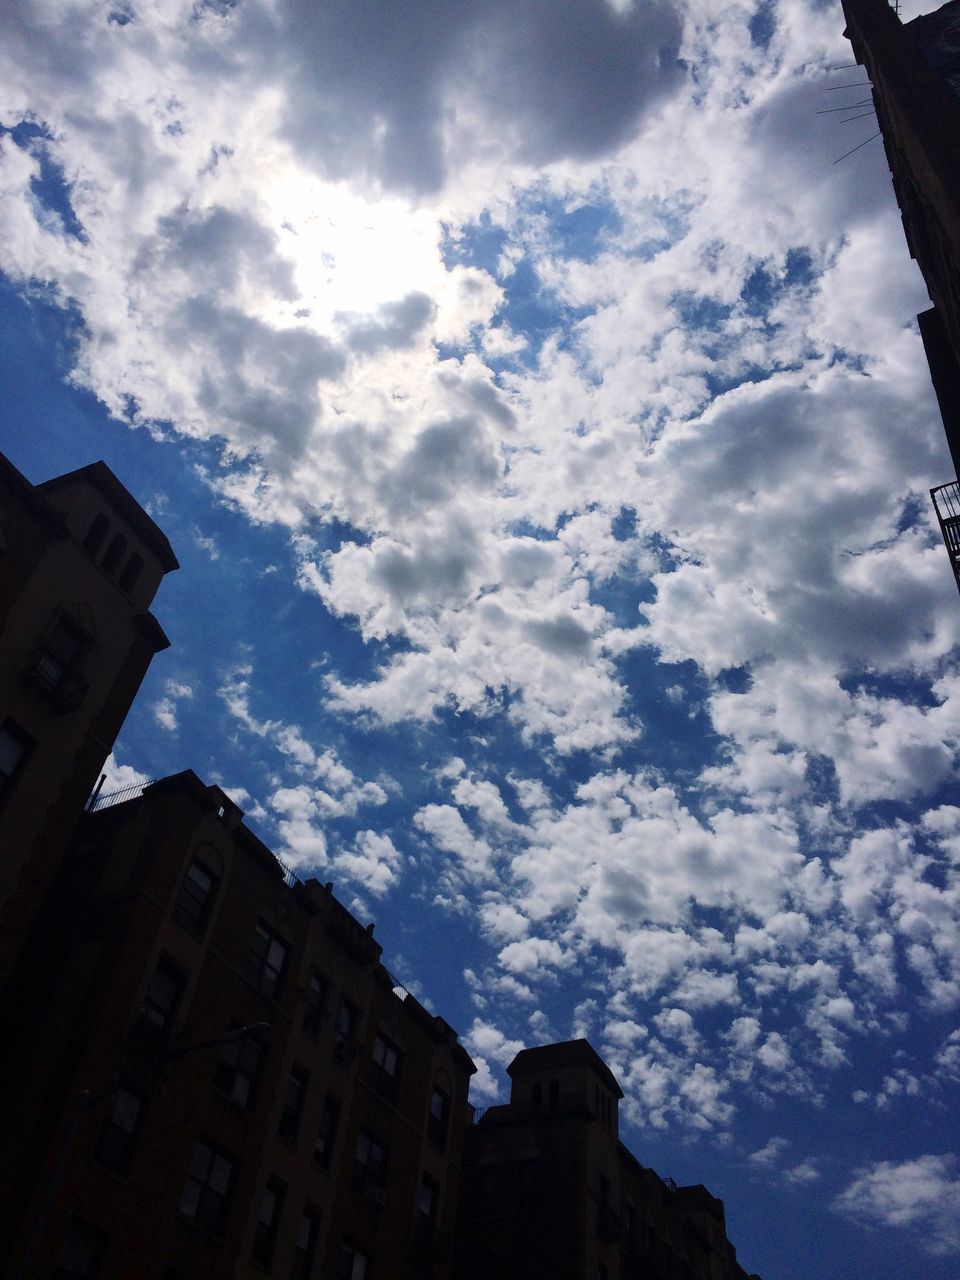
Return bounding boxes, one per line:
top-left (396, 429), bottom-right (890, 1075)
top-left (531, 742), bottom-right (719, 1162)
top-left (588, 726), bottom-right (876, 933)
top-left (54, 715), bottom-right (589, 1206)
top-left (931, 481), bottom-right (960, 595)
top-left (86, 779), bottom-right (155, 812)
top-left (383, 968), bottom-right (412, 1002)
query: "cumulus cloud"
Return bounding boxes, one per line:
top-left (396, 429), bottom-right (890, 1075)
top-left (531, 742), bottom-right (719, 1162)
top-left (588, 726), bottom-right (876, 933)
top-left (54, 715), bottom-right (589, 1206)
top-left (836, 1155), bottom-right (960, 1257)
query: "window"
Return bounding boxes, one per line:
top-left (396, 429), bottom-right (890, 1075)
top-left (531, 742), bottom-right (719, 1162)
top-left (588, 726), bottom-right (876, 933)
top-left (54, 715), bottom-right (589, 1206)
top-left (352, 1130), bottom-right (388, 1199)
top-left (291, 1208), bottom-right (322, 1280)
top-left (54, 1218), bottom-right (105, 1280)
top-left (427, 1086), bottom-right (450, 1148)
top-left (251, 1176), bottom-right (285, 1266)
top-left (335, 998), bottom-right (356, 1043)
top-left (82, 513), bottom-right (110, 556)
top-left (369, 1034), bottom-right (401, 1103)
top-left (101, 532), bottom-right (127, 576)
top-left (32, 614), bottom-right (89, 706)
top-left (140, 960), bottom-right (184, 1034)
top-left (278, 1067), bottom-right (309, 1144)
top-left (314, 1093), bottom-right (340, 1169)
top-left (336, 1240), bottom-right (368, 1280)
top-left (333, 998), bottom-right (357, 1064)
top-left (214, 1028), bottom-right (264, 1108)
top-left (179, 1139), bottom-right (235, 1234)
top-left (0, 720), bottom-right (33, 802)
top-left (413, 1174), bottom-right (438, 1244)
top-left (93, 1087), bottom-right (142, 1173)
top-left (303, 968), bottom-right (329, 1036)
top-left (249, 922), bottom-right (288, 999)
top-left (175, 859), bottom-right (219, 934)
top-left (531, 1081), bottom-right (542, 1110)
top-left (118, 552), bottom-right (143, 594)
top-left (548, 1078), bottom-right (559, 1109)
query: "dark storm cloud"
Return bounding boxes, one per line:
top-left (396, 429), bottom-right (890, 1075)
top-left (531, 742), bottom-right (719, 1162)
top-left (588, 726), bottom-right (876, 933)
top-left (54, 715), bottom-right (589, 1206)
top-left (224, 0), bottom-right (684, 193)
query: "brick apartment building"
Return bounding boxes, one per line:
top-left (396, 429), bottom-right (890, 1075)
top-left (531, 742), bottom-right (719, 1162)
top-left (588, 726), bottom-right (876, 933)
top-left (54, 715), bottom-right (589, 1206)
top-left (0, 451), bottom-right (177, 984)
top-left (0, 450), bottom-right (759, 1280)
top-left (456, 1041), bottom-right (756, 1280)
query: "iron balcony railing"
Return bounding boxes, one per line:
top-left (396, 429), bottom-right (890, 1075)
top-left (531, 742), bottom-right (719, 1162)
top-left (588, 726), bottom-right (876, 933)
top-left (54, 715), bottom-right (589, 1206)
top-left (931, 480), bottom-right (960, 595)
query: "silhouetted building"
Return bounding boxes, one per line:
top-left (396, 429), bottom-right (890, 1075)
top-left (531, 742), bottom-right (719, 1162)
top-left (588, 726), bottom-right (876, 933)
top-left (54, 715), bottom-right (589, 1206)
top-left (0, 452), bottom-right (177, 984)
top-left (842, 0), bottom-right (960, 589)
top-left (0, 770), bottom-right (475, 1280)
top-left (0, 451), bottom-right (758, 1280)
top-left (456, 1041), bottom-right (759, 1280)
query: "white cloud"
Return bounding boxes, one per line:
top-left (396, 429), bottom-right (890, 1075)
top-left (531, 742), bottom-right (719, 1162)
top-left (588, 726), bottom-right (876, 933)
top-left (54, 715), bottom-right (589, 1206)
top-left (836, 1155), bottom-right (960, 1257)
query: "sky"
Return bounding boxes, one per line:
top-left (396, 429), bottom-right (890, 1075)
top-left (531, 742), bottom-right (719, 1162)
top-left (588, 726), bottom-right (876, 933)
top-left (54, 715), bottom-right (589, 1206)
top-left (2, 0), bottom-right (959, 1275)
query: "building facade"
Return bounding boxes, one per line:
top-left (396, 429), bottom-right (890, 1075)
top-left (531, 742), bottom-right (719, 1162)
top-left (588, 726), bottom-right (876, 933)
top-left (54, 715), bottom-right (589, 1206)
top-left (0, 450), bottom-right (759, 1280)
top-left (841, 0), bottom-right (960, 589)
top-left (0, 452), bottom-right (177, 984)
top-left (455, 1041), bottom-right (758, 1280)
top-left (0, 770), bottom-right (475, 1280)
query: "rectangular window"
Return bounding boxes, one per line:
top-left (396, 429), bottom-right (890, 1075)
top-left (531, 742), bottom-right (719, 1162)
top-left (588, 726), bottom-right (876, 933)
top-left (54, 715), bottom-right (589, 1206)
top-left (179, 1139), bottom-right (235, 1234)
top-left (291, 1208), bottom-right (322, 1280)
top-left (303, 968), bottom-right (329, 1036)
top-left (213, 1028), bottom-right (264, 1109)
top-left (369, 1033), bottom-right (401, 1104)
top-left (175, 859), bottom-right (219, 934)
top-left (333, 998), bottom-right (357, 1064)
top-left (249, 922), bottom-right (289, 999)
top-left (251, 1176), bottom-right (286, 1266)
top-left (413, 1173), bottom-right (438, 1246)
top-left (278, 1067), bottom-right (309, 1144)
top-left (0, 720), bottom-right (33, 802)
top-left (314, 1093), bottom-right (341, 1170)
top-left (140, 959), bottom-right (185, 1035)
top-left (54, 1219), bottom-right (105, 1280)
top-left (352, 1130), bottom-right (388, 1200)
top-left (336, 1240), bottom-right (369, 1280)
top-left (427, 1086), bottom-right (450, 1148)
top-left (93, 1087), bottom-right (142, 1173)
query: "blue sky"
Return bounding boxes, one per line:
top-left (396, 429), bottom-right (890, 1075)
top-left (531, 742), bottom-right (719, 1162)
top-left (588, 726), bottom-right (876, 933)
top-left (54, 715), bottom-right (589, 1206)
top-left (2, 1), bottom-right (960, 1275)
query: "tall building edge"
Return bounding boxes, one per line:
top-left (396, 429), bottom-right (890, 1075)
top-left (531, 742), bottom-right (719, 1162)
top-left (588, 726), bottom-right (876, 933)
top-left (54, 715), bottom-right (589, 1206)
top-left (841, 0), bottom-right (960, 590)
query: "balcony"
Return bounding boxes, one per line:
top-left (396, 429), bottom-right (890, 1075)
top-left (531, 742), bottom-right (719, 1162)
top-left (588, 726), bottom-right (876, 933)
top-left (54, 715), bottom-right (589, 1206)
top-left (21, 646), bottom-right (89, 713)
top-left (931, 480), bottom-right (960, 594)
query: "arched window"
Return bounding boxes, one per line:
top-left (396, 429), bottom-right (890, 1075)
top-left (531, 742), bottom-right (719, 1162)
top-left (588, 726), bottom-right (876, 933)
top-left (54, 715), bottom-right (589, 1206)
top-left (118, 552), bottom-right (144, 594)
top-left (101, 533), bottom-right (127, 576)
top-left (82, 513), bottom-right (110, 556)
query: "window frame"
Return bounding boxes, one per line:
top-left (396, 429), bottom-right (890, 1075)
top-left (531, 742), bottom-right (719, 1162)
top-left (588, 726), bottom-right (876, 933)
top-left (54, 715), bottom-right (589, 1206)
top-left (352, 1128), bottom-right (388, 1200)
top-left (303, 967), bottom-right (329, 1037)
top-left (291, 1207), bottom-right (322, 1280)
top-left (251, 1175), bottom-right (286, 1267)
top-left (249, 921), bottom-right (289, 1000)
top-left (213, 1027), bottom-right (264, 1110)
top-left (277, 1066), bottom-right (309, 1145)
top-left (92, 1086), bottom-right (144, 1174)
top-left (313, 1092), bottom-right (341, 1170)
top-left (427, 1084), bottom-right (450, 1149)
top-left (139, 958), bottom-right (185, 1036)
top-left (369, 1033), bottom-right (402, 1104)
top-left (174, 857), bottom-right (219, 935)
top-left (179, 1138), bottom-right (236, 1235)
